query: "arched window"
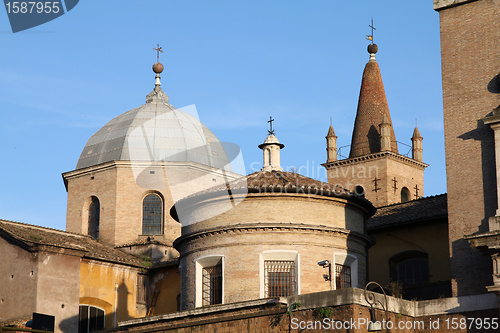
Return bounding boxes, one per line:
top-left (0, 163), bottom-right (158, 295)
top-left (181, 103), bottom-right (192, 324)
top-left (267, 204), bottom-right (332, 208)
top-left (88, 197), bottom-right (100, 239)
top-left (389, 251), bottom-right (429, 285)
top-left (401, 187), bottom-right (410, 203)
top-left (79, 305), bottom-right (104, 332)
top-left (142, 193), bottom-right (163, 235)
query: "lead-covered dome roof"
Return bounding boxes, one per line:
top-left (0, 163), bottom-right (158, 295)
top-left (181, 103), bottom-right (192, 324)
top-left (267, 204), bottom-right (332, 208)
top-left (76, 79), bottom-right (231, 171)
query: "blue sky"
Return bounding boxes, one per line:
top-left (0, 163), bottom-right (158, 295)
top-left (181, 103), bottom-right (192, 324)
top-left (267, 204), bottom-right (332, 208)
top-left (0, 1), bottom-right (445, 230)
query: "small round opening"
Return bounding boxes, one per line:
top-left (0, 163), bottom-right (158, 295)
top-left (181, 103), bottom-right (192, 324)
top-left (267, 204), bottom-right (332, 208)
top-left (354, 185), bottom-right (365, 197)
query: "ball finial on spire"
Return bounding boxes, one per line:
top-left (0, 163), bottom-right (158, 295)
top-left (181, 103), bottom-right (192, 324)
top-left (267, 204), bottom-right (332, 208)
top-left (366, 19), bottom-right (378, 60)
top-left (367, 43), bottom-right (378, 54)
top-left (153, 62), bottom-right (164, 74)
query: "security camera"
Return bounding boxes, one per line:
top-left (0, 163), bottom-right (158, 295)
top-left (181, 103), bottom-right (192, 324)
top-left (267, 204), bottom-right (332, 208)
top-left (317, 260), bottom-right (330, 267)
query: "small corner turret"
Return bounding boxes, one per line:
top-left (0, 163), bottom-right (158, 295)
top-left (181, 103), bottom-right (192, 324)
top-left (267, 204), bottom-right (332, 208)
top-left (326, 125), bottom-right (338, 163)
top-left (411, 126), bottom-right (424, 162)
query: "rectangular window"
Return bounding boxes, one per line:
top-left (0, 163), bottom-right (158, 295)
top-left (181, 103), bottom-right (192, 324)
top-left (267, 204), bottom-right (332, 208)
top-left (137, 274), bottom-right (147, 305)
top-left (202, 263), bottom-right (222, 305)
top-left (335, 263), bottom-right (351, 289)
top-left (264, 260), bottom-right (296, 297)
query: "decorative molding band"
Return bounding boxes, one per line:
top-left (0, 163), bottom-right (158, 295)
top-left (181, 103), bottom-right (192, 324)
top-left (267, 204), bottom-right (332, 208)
top-left (321, 151), bottom-right (428, 169)
top-left (174, 223), bottom-right (373, 248)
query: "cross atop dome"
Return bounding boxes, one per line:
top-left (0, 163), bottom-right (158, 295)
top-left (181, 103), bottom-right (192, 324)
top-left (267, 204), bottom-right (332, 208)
top-left (147, 43), bottom-right (169, 104)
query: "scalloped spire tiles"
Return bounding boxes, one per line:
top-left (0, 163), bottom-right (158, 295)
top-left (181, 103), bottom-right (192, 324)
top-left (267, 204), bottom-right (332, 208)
top-left (349, 54), bottom-right (398, 158)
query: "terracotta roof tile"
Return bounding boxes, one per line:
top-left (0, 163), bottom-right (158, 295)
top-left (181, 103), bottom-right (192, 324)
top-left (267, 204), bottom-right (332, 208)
top-left (174, 171), bottom-right (376, 217)
top-left (367, 194), bottom-right (447, 231)
top-left (0, 219), bottom-right (143, 267)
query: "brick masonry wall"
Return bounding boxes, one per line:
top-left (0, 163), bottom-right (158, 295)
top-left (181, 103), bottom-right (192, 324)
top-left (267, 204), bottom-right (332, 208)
top-left (115, 301), bottom-right (499, 333)
top-left (175, 193), bottom-right (372, 309)
top-left (64, 161), bottom-right (241, 247)
top-left (438, 0), bottom-right (500, 296)
top-left (325, 153), bottom-right (425, 207)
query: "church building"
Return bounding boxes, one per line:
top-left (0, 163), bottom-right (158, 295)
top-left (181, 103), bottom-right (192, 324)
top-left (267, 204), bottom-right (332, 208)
top-left (2, 2), bottom-right (499, 329)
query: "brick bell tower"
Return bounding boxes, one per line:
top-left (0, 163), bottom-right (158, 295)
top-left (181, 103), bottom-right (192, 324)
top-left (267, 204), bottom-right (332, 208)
top-left (322, 43), bottom-right (428, 207)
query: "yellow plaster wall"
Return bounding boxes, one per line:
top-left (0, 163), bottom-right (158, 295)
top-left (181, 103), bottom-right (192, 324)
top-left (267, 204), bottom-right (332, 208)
top-left (368, 220), bottom-right (451, 287)
top-left (80, 260), bottom-right (141, 329)
top-left (149, 266), bottom-right (181, 315)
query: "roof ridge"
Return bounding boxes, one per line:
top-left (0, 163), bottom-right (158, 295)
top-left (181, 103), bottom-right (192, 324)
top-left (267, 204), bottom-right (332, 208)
top-left (375, 193), bottom-right (447, 209)
top-left (0, 219), bottom-right (87, 238)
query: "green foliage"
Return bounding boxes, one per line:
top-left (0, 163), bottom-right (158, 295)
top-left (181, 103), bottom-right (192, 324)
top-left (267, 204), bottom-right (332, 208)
top-left (314, 307), bottom-right (333, 319)
top-left (139, 254), bottom-right (152, 268)
top-left (29, 234), bottom-right (43, 242)
top-left (286, 302), bottom-right (301, 315)
top-left (386, 281), bottom-right (404, 299)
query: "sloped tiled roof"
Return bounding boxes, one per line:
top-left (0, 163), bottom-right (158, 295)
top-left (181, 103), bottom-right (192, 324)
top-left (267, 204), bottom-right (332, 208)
top-left (0, 219), bottom-right (143, 267)
top-left (173, 171), bottom-right (376, 217)
top-left (116, 237), bottom-right (173, 248)
top-left (367, 194), bottom-right (447, 231)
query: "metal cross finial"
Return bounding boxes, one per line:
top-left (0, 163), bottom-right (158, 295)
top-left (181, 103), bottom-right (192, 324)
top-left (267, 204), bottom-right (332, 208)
top-left (268, 116), bottom-right (275, 135)
top-left (367, 18), bottom-right (376, 43)
top-left (153, 43), bottom-right (163, 62)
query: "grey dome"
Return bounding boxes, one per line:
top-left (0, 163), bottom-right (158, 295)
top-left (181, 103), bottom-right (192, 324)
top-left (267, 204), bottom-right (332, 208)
top-left (76, 88), bottom-right (231, 171)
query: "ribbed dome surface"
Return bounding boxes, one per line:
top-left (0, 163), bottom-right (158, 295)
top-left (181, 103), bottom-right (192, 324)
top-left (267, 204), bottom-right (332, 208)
top-left (76, 98), bottom-right (231, 171)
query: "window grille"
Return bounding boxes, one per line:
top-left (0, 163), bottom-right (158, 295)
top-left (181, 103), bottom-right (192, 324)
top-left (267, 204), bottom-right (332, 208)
top-left (264, 260), bottom-right (296, 297)
top-left (202, 264), bottom-right (222, 305)
top-left (142, 194), bottom-right (163, 235)
top-left (88, 197), bottom-right (100, 239)
top-left (397, 258), bottom-right (429, 284)
top-left (335, 263), bottom-right (351, 289)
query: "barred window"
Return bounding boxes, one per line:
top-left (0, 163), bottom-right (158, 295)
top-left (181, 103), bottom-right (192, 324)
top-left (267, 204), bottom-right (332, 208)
top-left (397, 258), bottom-right (429, 284)
top-left (142, 193), bottom-right (163, 235)
top-left (390, 251), bottom-right (429, 285)
top-left (335, 263), bottom-right (351, 289)
top-left (88, 196), bottom-right (100, 239)
top-left (264, 260), bottom-right (296, 297)
top-left (202, 263), bottom-right (222, 306)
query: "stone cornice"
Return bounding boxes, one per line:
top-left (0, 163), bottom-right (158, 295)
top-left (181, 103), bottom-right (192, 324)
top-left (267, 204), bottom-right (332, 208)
top-left (174, 223), bottom-right (373, 249)
top-left (465, 230), bottom-right (500, 250)
top-left (61, 160), bottom-right (241, 190)
top-left (433, 0), bottom-right (479, 11)
top-left (321, 151), bottom-right (428, 170)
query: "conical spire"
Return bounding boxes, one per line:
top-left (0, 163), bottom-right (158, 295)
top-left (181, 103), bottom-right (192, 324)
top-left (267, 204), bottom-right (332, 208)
top-left (349, 44), bottom-right (398, 158)
top-left (326, 125), bottom-right (336, 138)
top-left (412, 126), bottom-right (423, 139)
